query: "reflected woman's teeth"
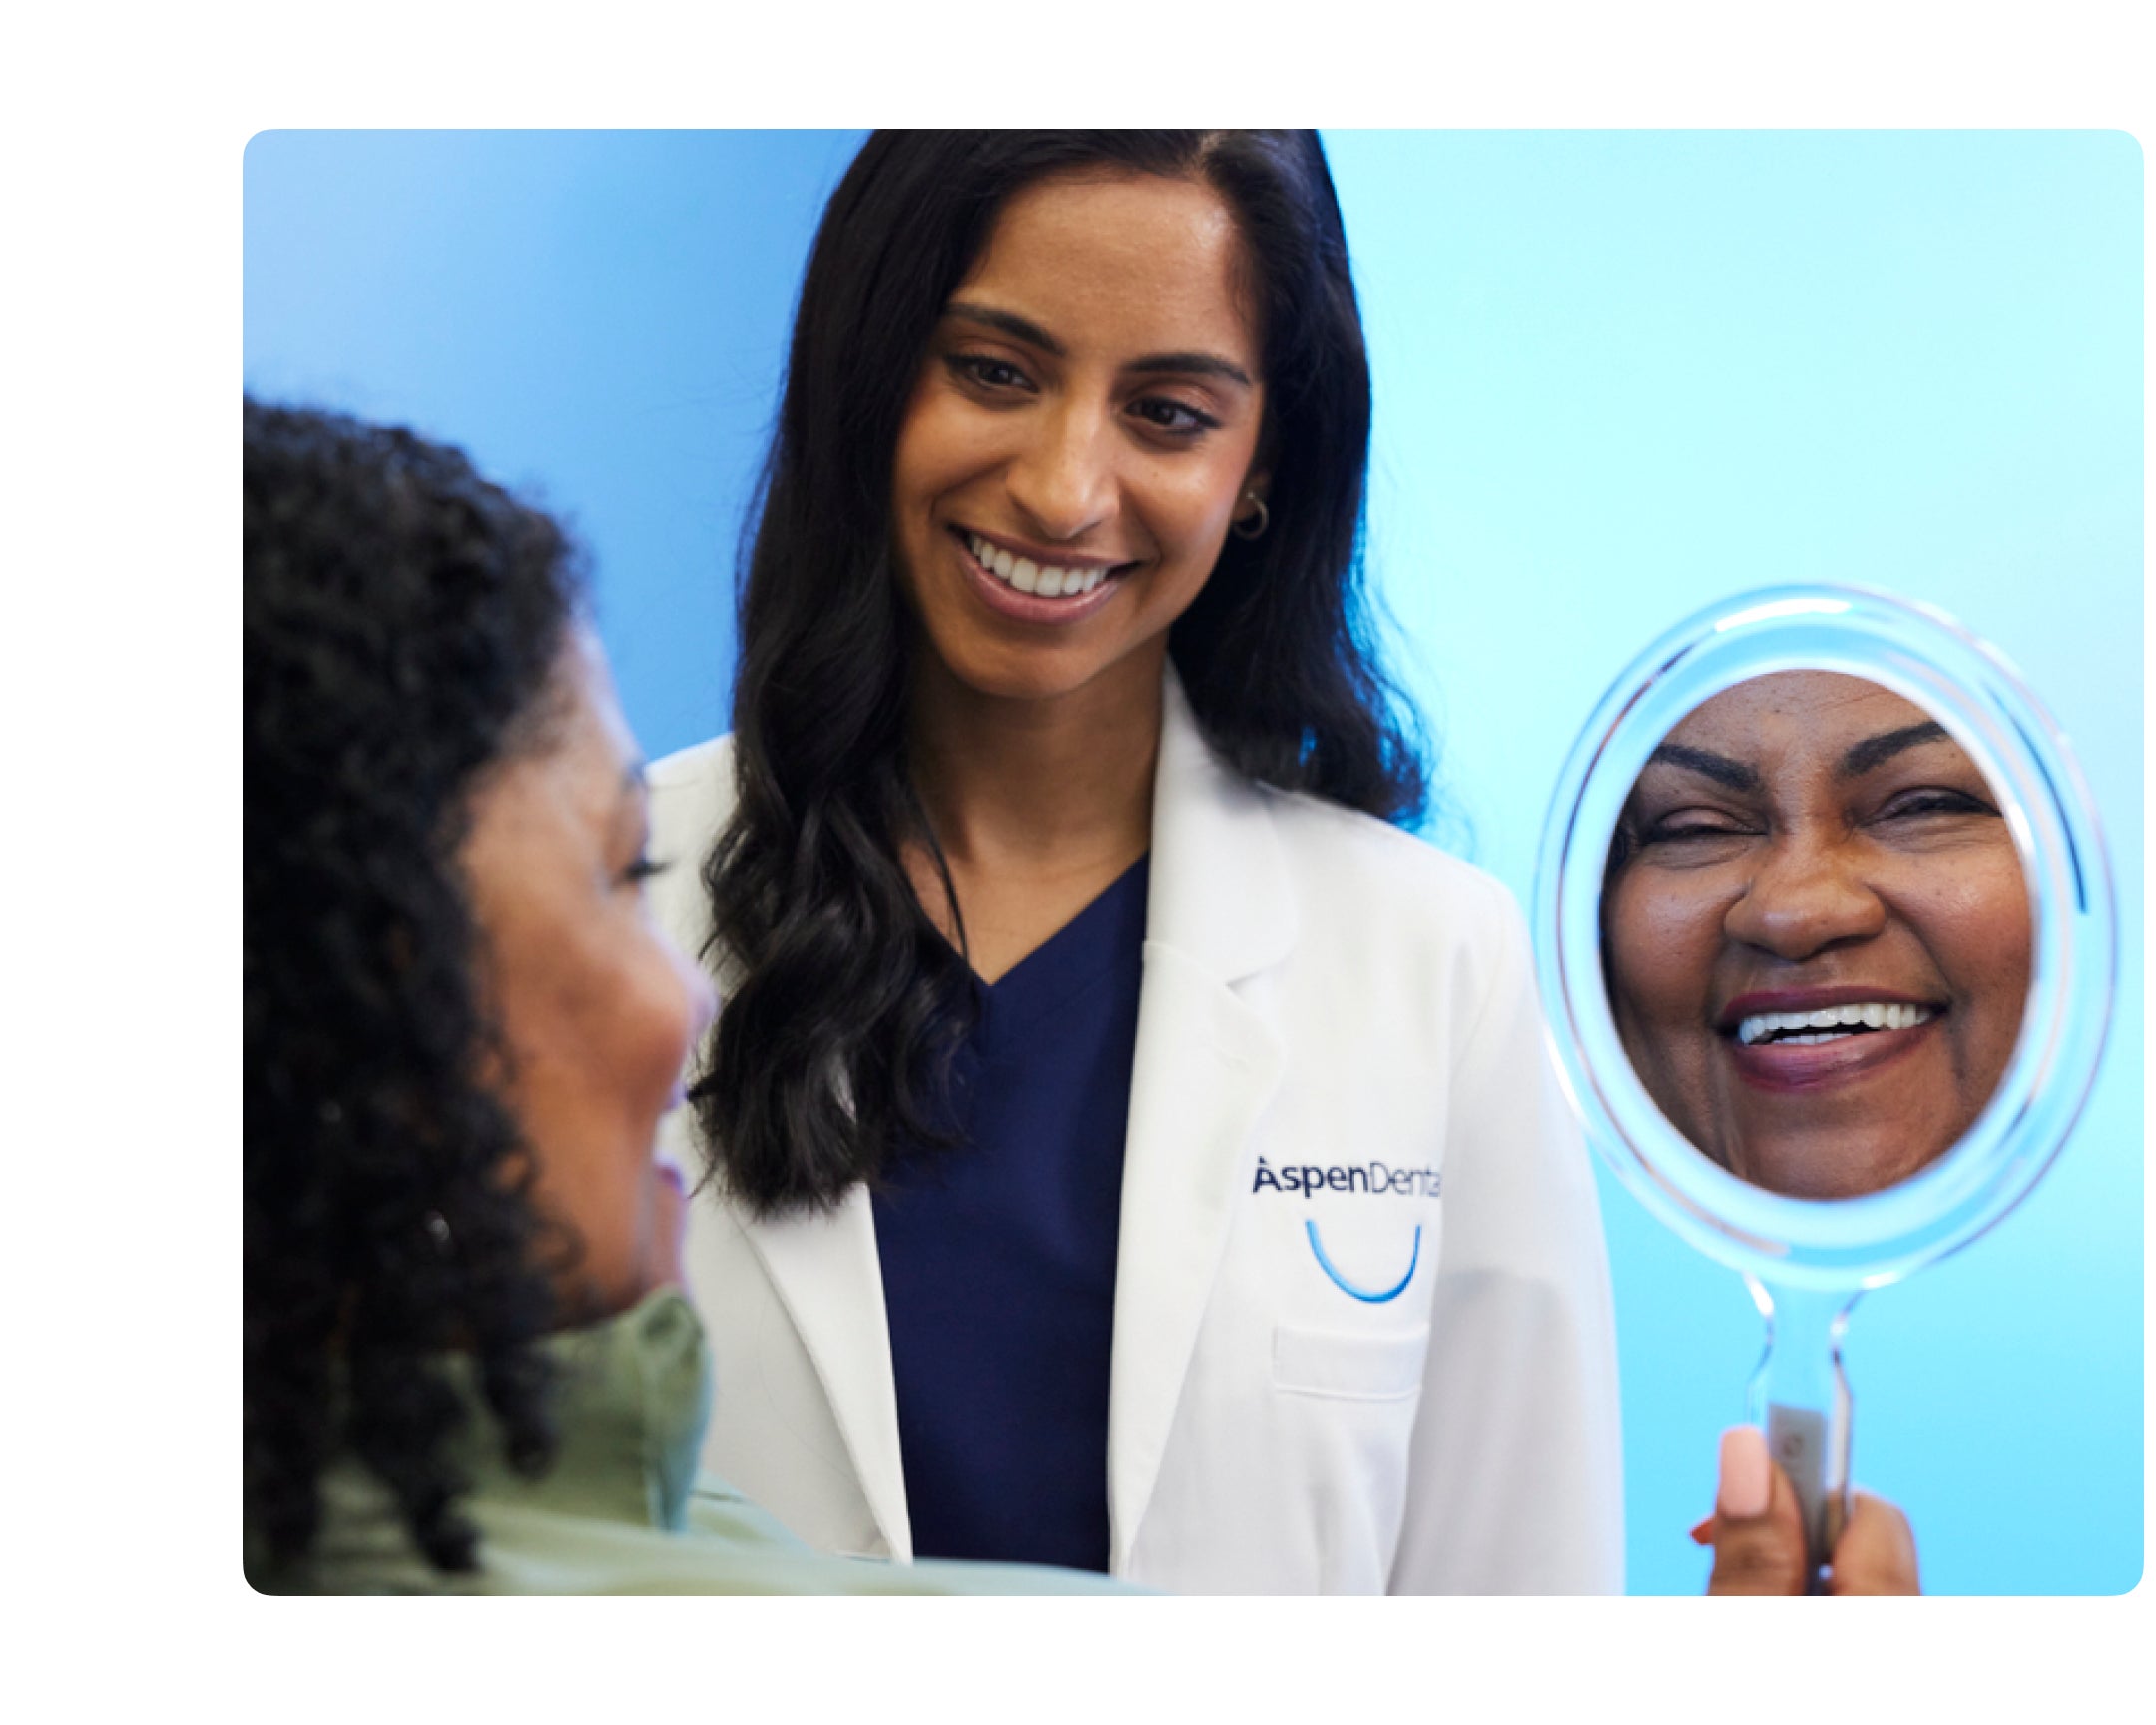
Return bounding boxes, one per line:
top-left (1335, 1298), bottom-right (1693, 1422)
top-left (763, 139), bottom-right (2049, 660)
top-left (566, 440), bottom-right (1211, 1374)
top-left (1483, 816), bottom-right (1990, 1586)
top-left (1735, 1002), bottom-right (1937, 1046)
top-left (969, 532), bottom-right (1108, 598)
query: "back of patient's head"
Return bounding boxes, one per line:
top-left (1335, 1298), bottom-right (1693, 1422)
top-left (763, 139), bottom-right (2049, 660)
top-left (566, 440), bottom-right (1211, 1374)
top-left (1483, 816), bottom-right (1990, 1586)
top-left (244, 400), bottom-right (583, 1576)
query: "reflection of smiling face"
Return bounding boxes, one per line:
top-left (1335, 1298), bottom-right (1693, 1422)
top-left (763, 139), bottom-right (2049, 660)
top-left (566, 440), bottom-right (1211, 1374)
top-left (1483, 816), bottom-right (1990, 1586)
top-left (888, 169), bottom-right (1268, 718)
top-left (1604, 673), bottom-right (2031, 1199)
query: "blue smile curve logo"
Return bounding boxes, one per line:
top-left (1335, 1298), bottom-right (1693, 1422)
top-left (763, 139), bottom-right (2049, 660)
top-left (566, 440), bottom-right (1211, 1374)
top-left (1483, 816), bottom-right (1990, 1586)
top-left (1306, 1220), bottom-right (1422, 1303)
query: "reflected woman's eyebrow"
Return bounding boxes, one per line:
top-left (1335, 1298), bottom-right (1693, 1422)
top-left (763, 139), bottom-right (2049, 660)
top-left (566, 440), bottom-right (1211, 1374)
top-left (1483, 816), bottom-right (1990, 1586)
top-left (943, 301), bottom-right (1255, 389)
top-left (1839, 721), bottom-right (1950, 778)
top-left (1644, 743), bottom-right (1758, 792)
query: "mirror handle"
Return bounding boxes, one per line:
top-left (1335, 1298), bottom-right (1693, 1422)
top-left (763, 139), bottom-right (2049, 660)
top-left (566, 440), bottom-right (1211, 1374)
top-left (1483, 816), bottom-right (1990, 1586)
top-left (1743, 1277), bottom-right (1857, 1592)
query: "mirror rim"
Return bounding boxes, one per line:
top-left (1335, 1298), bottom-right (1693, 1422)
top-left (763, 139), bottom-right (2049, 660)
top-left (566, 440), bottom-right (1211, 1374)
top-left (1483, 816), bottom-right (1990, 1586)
top-left (1533, 583), bottom-right (2115, 1291)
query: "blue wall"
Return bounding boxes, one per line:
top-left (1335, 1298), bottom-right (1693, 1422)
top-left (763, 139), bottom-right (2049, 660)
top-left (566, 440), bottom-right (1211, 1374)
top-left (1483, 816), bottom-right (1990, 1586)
top-left (244, 130), bottom-right (2142, 1593)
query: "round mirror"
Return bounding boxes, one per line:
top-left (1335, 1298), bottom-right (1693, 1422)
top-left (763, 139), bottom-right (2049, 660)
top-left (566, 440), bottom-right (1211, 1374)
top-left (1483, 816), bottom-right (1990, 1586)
top-left (1601, 668), bottom-right (2031, 1204)
top-left (1532, 584), bottom-right (2115, 1573)
top-left (1536, 584), bottom-right (2113, 1289)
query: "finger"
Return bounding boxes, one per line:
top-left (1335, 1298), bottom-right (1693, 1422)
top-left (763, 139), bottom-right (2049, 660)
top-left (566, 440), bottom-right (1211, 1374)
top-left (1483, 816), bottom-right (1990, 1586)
top-left (1827, 1490), bottom-right (1921, 1595)
top-left (1704, 1427), bottom-right (1811, 1596)
top-left (1718, 1424), bottom-right (1772, 1518)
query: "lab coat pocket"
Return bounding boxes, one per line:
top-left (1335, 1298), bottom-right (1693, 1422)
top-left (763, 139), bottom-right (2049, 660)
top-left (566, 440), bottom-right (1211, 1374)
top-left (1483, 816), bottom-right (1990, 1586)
top-left (1272, 1323), bottom-right (1431, 1402)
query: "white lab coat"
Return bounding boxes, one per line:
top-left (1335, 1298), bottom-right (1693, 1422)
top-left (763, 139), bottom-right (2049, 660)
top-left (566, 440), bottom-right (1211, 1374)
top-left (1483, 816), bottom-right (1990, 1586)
top-left (648, 670), bottom-right (1623, 1594)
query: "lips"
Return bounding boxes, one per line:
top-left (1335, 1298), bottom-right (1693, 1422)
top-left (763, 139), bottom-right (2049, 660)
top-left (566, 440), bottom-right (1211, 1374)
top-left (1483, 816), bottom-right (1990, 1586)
top-left (950, 525), bottom-right (1131, 626)
top-left (1715, 985), bottom-right (1946, 1094)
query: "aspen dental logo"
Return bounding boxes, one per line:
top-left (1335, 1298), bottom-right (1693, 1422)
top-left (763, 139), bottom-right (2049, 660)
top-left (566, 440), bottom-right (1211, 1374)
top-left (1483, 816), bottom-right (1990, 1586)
top-left (1251, 1157), bottom-right (1441, 1199)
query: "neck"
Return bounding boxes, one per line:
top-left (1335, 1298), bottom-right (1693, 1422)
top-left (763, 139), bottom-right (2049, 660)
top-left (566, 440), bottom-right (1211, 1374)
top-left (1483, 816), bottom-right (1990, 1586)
top-left (905, 645), bottom-right (1165, 874)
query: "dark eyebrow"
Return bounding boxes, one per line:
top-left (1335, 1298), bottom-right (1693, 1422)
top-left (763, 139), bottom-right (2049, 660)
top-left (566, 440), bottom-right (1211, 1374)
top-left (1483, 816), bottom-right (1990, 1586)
top-left (945, 301), bottom-right (1064, 357)
top-left (1839, 721), bottom-right (1950, 778)
top-left (943, 302), bottom-right (1255, 390)
top-left (1127, 350), bottom-right (1255, 388)
top-left (1643, 743), bottom-right (1758, 793)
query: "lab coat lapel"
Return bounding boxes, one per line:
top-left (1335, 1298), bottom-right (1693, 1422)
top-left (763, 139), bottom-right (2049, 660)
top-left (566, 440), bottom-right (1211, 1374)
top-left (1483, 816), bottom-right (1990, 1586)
top-left (1108, 669), bottom-right (1295, 1573)
top-left (735, 1185), bottom-right (913, 1560)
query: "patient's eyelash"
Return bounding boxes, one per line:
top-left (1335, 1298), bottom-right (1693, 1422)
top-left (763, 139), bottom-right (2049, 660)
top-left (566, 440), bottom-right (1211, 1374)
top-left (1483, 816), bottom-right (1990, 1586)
top-left (1644, 809), bottom-right (1753, 843)
top-left (625, 855), bottom-right (670, 883)
top-left (1885, 789), bottom-right (1995, 818)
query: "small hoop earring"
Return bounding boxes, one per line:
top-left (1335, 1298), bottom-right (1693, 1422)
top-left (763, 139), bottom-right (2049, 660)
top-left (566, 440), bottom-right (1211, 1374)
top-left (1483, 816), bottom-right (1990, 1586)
top-left (1232, 497), bottom-right (1270, 541)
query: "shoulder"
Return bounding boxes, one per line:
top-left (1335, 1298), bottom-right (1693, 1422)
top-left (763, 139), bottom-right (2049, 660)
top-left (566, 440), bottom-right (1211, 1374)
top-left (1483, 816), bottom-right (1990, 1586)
top-left (1241, 783), bottom-right (1536, 1046)
top-left (649, 731), bottom-right (737, 822)
top-left (1256, 784), bottom-right (1525, 949)
top-left (647, 732), bottom-right (738, 952)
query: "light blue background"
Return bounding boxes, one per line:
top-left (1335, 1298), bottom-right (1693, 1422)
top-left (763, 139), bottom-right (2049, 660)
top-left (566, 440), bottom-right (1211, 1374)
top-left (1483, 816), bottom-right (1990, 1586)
top-left (244, 130), bottom-right (2143, 1594)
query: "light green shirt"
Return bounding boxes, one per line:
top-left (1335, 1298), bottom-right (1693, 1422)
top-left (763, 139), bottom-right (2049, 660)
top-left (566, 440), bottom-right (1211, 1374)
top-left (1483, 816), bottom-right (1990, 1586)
top-left (261, 1288), bottom-right (1139, 1595)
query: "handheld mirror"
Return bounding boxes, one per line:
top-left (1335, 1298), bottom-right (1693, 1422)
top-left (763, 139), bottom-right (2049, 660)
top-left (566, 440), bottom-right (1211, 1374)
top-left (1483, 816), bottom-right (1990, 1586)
top-left (1533, 585), bottom-right (2114, 1586)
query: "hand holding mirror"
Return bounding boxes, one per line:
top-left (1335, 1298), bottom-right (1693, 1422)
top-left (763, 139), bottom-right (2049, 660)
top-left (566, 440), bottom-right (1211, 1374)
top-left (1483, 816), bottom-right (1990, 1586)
top-left (1534, 586), bottom-right (2114, 1588)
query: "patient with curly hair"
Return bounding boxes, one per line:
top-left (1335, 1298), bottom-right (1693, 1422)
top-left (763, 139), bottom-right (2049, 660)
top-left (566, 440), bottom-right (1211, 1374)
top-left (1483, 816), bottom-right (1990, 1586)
top-left (243, 400), bottom-right (1131, 1594)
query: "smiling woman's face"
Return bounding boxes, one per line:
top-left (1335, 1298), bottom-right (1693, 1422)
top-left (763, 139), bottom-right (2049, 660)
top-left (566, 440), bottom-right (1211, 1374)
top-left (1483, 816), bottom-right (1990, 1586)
top-left (888, 168), bottom-right (1269, 718)
top-left (1603, 672), bottom-right (2031, 1199)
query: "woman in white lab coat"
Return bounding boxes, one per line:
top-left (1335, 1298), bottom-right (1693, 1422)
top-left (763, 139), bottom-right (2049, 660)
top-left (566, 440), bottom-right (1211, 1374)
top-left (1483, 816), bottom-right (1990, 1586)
top-left (649, 130), bottom-right (1624, 1593)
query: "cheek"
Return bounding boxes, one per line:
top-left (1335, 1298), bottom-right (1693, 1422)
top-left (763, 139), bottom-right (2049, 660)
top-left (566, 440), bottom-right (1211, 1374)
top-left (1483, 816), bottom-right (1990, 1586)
top-left (1607, 876), bottom-right (1718, 1025)
top-left (608, 937), bottom-right (704, 1108)
top-left (1921, 861), bottom-right (2035, 1021)
top-left (1154, 457), bottom-right (1246, 551)
top-left (893, 392), bottom-right (999, 517)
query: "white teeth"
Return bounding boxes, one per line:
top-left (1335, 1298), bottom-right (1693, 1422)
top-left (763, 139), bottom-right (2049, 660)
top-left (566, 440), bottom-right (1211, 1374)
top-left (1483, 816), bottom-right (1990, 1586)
top-left (967, 533), bottom-right (1109, 600)
top-left (1735, 1002), bottom-right (1937, 1046)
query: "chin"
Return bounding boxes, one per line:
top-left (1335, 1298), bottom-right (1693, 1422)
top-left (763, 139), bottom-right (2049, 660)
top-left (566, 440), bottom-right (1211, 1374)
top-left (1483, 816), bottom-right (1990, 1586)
top-left (1734, 1131), bottom-right (1944, 1200)
top-left (938, 643), bottom-right (1110, 705)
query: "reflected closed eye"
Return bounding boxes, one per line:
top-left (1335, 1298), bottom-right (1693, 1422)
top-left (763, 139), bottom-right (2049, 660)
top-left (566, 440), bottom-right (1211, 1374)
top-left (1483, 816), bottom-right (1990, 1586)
top-left (1880, 789), bottom-right (1997, 820)
top-left (1642, 811), bottom-right (1756, 843)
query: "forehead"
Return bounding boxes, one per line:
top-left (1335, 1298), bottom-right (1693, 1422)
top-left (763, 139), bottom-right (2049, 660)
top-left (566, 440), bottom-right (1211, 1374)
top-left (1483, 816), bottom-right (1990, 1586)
top-left (960, 170), bottom-right (1260, 362)
top-left (480, 629), bottom-right (639, 838)
top-left (1664, 671), bottom-right (1933, 758)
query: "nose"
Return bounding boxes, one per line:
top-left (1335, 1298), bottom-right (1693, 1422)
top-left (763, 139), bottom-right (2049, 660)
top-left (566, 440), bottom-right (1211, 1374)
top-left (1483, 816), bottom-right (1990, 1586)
top-left (1721, 834), bottom-right (1886, 961)
top-left (1004, 399), bottom-right (1115, 543)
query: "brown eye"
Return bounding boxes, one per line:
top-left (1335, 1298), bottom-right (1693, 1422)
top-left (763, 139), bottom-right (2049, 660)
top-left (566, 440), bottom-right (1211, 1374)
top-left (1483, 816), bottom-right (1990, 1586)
top-left (947, 353), bottom-right (1033, 394)
top-left (1128, 395), bottom-right (1218, 437)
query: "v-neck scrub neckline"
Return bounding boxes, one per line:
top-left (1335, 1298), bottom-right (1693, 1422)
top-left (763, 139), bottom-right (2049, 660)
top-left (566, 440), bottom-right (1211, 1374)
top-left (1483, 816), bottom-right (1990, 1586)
top-left (871, 853), bottom-right (1150, 1573)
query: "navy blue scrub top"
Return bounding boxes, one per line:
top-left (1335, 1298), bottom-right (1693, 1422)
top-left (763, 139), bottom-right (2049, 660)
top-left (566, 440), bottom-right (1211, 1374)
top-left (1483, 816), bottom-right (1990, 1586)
top-left (871, 855), bottom-right (1149, 1574)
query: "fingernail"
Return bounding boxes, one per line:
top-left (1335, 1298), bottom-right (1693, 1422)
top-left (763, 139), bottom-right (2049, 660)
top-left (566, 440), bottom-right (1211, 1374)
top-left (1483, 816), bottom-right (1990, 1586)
top-left (1688, 1515), bottom-right (1716, 1546)
top-left (1717, 1425), bottom-right (1771, 1520)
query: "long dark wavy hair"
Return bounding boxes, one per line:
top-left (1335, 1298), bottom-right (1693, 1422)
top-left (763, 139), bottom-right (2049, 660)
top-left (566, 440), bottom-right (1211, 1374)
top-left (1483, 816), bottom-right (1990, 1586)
top-left (696, 131), bottom-right (1428, 1216)
top-left (245, 400), bottom-right (581, 1576)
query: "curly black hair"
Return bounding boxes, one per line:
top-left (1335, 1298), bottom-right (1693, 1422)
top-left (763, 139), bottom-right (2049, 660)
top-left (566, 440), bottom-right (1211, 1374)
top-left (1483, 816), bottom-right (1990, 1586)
top-left (244, 399), bottom-right (584, 1576)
